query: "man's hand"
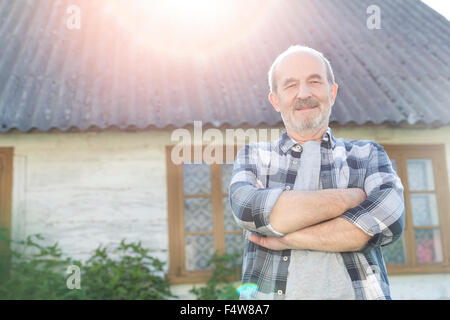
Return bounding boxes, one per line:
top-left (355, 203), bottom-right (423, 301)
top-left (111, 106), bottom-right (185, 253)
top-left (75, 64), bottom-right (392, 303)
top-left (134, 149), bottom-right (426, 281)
top-left (345, 188), bottom-right (367, 208)
top-left (248, 234), bottom-right (291, 250)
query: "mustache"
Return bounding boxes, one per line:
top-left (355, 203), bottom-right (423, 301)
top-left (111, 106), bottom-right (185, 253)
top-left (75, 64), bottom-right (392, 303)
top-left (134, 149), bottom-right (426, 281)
top-left (293, 98), bottom-right (320, 110)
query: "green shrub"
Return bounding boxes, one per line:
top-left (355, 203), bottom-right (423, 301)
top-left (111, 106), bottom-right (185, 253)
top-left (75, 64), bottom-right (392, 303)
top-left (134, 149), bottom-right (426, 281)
top-left (78, 240), bottom-right (177, 300)
top-left (189, 251), bottom-right (242, 300)
top-left (0, 230), bottom-right (176, 300)
top-left (0, 232), bottom-right (77, 300)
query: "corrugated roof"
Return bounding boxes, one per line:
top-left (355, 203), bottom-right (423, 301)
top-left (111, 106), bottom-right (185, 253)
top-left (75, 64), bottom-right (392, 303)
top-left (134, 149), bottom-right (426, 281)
top-left (0, 0), bottom-right (449, 132)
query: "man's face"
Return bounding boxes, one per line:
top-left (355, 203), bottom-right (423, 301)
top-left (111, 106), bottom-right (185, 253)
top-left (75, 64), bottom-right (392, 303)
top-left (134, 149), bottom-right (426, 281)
top-left (268, 51), bottom-right (338, 133)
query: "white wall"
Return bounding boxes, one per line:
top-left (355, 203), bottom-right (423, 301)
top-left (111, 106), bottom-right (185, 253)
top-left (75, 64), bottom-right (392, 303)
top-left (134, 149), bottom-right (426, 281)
top-left (389, 273), bottom-right (450, 299)
top-left (1, 130), bottom-right (174, 264)
top-left (0, 125), bottom-right (449, 299)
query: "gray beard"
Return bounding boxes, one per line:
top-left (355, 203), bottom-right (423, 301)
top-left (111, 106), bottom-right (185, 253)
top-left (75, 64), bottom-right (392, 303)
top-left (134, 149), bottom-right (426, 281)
top-left (281, 107), bottom-right (331, 133)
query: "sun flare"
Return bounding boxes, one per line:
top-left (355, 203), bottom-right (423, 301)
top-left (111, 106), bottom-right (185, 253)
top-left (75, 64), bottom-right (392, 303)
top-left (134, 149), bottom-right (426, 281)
top-left (99, 0), bottom-right (275, 57)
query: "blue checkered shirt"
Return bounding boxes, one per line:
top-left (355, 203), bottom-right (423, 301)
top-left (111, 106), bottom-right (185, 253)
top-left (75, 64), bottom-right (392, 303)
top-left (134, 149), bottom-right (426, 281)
top-left (229, 127), bottom-right (405, 300)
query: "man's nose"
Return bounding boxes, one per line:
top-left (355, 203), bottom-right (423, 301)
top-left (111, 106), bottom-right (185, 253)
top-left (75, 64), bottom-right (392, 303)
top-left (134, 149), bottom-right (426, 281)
top-left (296, 85), bottom-right (312, 99)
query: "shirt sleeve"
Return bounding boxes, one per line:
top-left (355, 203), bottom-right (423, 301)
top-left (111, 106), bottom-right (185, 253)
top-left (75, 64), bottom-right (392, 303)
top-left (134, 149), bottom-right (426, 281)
top-left (340, 142), bottom-right (406, 254)
top-left (228, 144), bottom-right (286, 237)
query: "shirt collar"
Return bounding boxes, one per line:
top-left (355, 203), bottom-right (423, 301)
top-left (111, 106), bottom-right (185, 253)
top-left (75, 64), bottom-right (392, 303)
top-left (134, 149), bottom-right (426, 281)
top-left (278, 127), bottom-right (336, 154)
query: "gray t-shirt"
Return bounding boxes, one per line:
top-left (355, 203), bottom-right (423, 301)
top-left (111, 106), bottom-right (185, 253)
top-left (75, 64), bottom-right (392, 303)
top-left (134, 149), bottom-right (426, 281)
top-left (284, 140), bottom-right (355, 300)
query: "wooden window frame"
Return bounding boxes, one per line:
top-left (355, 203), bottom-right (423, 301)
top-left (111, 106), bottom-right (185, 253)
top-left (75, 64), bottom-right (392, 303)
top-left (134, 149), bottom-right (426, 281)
top-left (166, 145), bottom-right (240, 284)
top-left (0, 147), bottom-right (13, 255)
top-left (384, 144), bottom-right (450, 274)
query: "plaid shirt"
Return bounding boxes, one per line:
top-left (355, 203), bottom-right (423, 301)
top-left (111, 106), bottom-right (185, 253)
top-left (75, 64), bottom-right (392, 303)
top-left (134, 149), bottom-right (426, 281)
top-left (229, 127), bottom-right (405, 300)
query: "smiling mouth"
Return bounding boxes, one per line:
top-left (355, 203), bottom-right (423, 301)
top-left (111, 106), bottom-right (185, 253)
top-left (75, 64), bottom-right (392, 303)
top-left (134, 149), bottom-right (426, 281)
top-left (294, 106), bottom-right (318, 111)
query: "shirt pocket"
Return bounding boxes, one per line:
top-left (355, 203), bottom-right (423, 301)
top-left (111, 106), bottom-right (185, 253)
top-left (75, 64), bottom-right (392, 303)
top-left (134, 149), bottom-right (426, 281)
top-left (335, 158), bottom-right (367, 189)
top-left (334, 159), bottom-right (350, 189)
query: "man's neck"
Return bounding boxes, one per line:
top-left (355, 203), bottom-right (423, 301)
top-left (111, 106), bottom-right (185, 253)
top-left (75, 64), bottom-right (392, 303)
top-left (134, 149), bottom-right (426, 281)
top-left (286, 126), bottom-right (328, 144)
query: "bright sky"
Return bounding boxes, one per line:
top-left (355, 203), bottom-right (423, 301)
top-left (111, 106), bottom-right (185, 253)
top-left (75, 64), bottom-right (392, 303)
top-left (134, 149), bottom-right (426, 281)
top-left (421, 0), bottom-right (450, 20)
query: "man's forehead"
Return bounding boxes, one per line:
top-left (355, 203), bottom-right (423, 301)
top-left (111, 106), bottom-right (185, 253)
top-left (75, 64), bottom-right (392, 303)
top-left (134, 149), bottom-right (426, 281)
top-left (276, 51), bottom-right (327, 78)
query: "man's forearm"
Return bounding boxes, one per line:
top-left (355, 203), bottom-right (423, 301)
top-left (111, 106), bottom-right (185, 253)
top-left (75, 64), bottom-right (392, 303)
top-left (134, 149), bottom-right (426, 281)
top-left (269, 188), bottom-right (366, 234)
top-left (281, 217), bottom-right (371, 252)
top-left (249, 217), bottom-right (371, 252)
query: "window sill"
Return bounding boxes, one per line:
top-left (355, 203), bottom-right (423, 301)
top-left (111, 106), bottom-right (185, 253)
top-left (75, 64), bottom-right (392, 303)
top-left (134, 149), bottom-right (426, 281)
top-left (167, 271), bottom-right (241, 285)
top-left (387, 263), bottom-right (450, 275)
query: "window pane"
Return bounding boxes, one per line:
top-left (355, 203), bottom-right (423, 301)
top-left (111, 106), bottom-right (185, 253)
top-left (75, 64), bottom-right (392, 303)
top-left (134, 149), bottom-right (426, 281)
top-left (225, 234), bottom-right (244, 267)
top-left (407, 159), bottom-right (435, 191)
top-left (183, 163), bottom-right (211, 195)
top-left (382, 234), bottom-right (407, 264)
top-left (223, 197), bottom-right (239, 232)
top-left (415, 229), bottom-right (443, 263)
top-left (222, 164), bottom-right (234, 194)
top-left (411, 194), bottom-right (440, 227)
top-left (225, 234), bottom-right (244, 255)
top-left (184, 198), bottom-right (213, 232)
top-left (185, 234), bottom-right (214, 271)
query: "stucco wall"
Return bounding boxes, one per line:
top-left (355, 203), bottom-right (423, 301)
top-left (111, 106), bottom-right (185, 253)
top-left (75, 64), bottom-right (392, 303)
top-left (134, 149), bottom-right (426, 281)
top-left (0, 125), bottom-right (449, 299)
top-left (1, 130), bottom-right (174, 264)
top-left (389, 273), bottom-right (450, 299)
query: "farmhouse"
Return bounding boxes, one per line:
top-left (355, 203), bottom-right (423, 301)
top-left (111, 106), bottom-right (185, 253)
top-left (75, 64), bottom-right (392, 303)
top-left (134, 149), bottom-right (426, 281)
top-left (0, 0), bottom-right (449, 299)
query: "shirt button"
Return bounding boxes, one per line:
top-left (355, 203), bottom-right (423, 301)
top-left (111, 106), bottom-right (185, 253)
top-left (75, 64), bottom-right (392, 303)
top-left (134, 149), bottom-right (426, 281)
top-left (285, 186), bottom-right (291, 190)
top-left (292, 145), bottom-right (302, 152)
top-left (293, 160), bottom-right (298, 165)
top-left (283, 256), bottom-right (289, 262)
top-left (277, 290), bottom-right (283, 295)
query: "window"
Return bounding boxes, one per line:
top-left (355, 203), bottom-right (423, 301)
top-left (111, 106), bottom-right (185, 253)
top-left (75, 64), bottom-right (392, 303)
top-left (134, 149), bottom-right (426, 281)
top-left (382, 145), bottom-right (450, 274)
top-left (166, 146), bottom-right (242, 283)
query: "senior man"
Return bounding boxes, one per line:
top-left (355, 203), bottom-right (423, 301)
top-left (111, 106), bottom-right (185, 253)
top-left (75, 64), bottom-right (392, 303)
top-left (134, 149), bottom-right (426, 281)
top-left (229, 45), bottom-right (405, 300)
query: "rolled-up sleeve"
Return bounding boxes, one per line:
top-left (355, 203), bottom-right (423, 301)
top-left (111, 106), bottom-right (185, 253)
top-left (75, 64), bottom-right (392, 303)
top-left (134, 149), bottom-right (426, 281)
top-left (228, 145), bottom-right (285, 237)
top-left (341, 143), bottom-right (405, 253)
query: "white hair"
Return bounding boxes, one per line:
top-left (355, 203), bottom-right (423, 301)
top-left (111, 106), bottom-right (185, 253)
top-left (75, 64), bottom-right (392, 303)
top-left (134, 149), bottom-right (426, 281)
top-left (268, 45), bottom-right (335, 93)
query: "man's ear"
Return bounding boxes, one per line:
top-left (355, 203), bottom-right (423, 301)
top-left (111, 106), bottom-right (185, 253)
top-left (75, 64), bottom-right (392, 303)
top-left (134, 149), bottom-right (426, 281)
top-left (268, 91), bottom-right (280, 112)
top-left (330, 83), bottom-right (339, 106)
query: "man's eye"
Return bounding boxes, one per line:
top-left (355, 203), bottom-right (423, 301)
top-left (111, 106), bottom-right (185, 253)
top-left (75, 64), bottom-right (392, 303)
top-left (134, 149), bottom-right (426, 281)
top-left (311, 81), bottom-right (321, 84)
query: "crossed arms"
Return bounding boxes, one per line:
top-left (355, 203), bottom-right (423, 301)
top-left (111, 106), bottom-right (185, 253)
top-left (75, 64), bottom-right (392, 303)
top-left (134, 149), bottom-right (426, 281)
top-left (229, 143), bottom-right (405, 253)
top-left (255, 187), bottom-right (371, 252)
